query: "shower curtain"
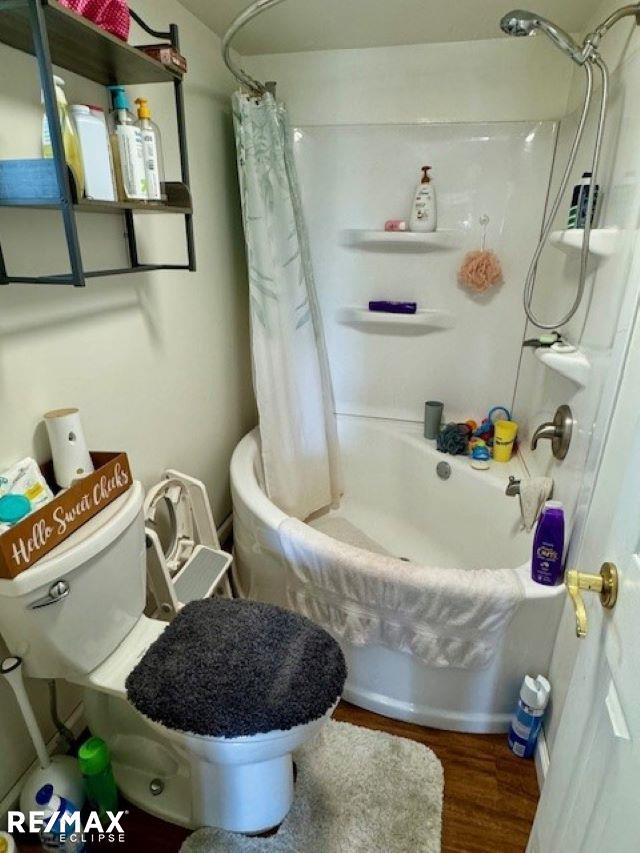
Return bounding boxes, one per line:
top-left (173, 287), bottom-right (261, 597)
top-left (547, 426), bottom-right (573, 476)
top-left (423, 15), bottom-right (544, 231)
top-left (232, 92), bottom-right (342, 519)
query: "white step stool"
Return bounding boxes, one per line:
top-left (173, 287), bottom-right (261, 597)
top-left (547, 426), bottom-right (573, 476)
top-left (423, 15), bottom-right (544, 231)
top-left (144, 470), bottom-right (232, 619)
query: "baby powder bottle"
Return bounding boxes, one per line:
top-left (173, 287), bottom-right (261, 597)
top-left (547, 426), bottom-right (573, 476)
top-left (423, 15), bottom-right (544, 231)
top-left (41, 75), bottom-right (84, 198)
top-left (409, 166), bottom-right (437, 232)
top-left (69, 105), bottom-right (116, 201)
top-left (531, 501), bottom-right (565, 585)
top-left (508, 675), bottom-right (551, 758)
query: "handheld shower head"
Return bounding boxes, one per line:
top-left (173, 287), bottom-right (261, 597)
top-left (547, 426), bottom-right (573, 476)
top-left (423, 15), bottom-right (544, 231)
top-left (500, 9), bottom-right (585, 63)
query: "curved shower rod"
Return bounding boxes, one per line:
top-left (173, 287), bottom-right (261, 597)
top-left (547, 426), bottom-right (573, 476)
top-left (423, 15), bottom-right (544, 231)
top-left (222, 1), bottom-right (640, 94)
top-left (222, 0), bottom-right (287, 94)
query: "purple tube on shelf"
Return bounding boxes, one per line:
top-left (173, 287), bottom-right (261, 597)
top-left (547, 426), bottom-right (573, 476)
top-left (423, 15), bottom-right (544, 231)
top-left (368, 301), bottom-right (417, 314)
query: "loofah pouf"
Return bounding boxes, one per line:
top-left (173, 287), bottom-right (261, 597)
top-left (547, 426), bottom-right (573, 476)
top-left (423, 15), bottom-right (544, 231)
top-left (437, 423), bottom-right (471, 456)
top-left (458, 249), bottom-right (503, 293)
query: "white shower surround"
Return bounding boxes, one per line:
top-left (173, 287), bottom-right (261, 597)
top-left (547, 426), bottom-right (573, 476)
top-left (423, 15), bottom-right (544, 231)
top-left (292, 120), bottom-right (557, 422)
top-left (231, 415), bottom-right (564, 732)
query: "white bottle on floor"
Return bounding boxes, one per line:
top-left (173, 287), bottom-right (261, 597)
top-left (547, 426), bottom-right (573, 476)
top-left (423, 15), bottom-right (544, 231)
top-left (409, 166), bottom-right (437, 232)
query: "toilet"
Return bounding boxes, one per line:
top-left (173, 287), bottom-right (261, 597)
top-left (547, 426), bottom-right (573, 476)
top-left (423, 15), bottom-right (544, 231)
top-left (0, 482), bottom-right (346, 833)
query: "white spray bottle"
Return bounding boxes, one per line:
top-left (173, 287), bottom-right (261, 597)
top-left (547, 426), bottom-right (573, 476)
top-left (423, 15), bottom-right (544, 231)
top-left (409, 166), bottom-right (437, 233)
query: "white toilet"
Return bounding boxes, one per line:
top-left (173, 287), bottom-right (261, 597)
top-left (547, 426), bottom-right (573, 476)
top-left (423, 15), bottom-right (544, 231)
top-left (0, 482), bottom-right (345, 834)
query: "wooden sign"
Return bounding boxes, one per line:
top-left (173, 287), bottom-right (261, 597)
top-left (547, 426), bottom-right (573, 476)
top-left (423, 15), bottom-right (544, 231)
top-left (0, 451), bottom-right (132, 579)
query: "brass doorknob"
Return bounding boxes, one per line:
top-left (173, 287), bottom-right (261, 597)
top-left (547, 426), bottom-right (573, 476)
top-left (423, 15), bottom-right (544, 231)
top-left (565, 562), bottom-right (618, 638)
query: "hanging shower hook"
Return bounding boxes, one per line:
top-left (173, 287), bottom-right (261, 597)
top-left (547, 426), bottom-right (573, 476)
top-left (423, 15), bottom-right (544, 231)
top-left (479, 214), bottom-right (490, 251)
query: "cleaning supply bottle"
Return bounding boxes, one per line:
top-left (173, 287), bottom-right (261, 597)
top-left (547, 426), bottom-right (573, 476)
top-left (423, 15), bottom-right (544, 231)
top-left (135, 98), bottom-right (166, 202)
top-left (78, 736), bottom-right (118, 821)
top-left (36, 784), bottom-right (85, 853)
top-left (531, 500), bottom-right (565, 585)
top-left (508, 675), bottom-right (551, 758)
top-left (107, 85), bottom-right (147, 202)
top-left (41, 75), bottom-right (84, 199)
top-left (409, 166), bottom-right (437, 233)
top-left (69, 105), bottom-right (116, 202)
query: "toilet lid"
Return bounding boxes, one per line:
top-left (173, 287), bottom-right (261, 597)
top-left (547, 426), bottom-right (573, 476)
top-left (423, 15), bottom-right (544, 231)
top-left (125, 598), bottom-right (347, 738)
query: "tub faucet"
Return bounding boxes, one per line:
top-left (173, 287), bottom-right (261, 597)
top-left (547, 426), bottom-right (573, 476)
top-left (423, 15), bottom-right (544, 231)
top-left (505, 476), bottom-right (521, 497)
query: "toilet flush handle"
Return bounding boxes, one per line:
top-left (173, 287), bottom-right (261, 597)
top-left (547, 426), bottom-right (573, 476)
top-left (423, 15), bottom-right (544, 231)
top-left (30, 580), bottom-right (70, 610)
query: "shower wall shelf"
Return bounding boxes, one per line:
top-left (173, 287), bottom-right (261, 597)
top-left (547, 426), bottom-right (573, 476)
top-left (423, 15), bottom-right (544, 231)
top-left (339, 306), bottom-right (456, 333)
top-left (0, 0), bottom-right (195, 286)
top-left (549, 228), bottom-right (619, 258)
top-left (344, 230), bottom-right (456, 251)
top-left (534, 346), bottom-right (591, 388)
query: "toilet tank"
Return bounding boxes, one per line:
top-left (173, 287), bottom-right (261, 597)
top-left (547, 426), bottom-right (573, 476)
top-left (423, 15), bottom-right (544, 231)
top-left (0, 482), bottom-right (145, 679)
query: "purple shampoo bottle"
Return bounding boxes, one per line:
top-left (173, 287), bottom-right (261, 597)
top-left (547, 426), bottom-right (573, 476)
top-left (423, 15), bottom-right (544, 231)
top-left (531, 500), bottom-right (565, 585)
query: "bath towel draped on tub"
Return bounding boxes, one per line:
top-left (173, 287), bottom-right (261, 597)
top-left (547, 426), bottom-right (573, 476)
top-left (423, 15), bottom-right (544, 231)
top-left (278, 519), bottom-right (524, 670)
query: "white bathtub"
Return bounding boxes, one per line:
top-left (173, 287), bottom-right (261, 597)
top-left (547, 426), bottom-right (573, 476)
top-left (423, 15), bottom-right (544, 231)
top-left (230, 415), bottom-right (564, 733)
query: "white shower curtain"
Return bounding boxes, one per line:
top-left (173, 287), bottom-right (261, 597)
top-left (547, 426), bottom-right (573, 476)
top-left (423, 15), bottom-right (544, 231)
top-left (232, 92), bottom-right (342, 519)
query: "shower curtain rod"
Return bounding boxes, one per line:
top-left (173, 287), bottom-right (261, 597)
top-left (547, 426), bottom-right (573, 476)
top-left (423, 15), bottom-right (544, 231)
top-left (222, 0), bottom-right (287, 94)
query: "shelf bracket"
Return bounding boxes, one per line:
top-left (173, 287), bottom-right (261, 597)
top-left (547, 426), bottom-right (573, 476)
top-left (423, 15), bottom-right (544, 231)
top-left (28, 0), bottom-right (85, 285)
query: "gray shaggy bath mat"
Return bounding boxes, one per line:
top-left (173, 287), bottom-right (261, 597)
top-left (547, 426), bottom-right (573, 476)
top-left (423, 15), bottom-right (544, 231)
top-left (180, 721), bottom-right (443, 853)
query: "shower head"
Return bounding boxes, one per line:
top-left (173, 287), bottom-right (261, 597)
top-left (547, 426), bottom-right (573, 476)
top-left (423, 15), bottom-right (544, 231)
top-left (500, 9), bottom-right (585, 64)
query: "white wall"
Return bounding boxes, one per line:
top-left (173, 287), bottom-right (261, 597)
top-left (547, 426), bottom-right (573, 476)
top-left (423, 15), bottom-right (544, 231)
top-left (248, 37), bottom-right (573, 125)
top-left (293, 121), bottom-right (555, 422)
top-left (512, 2), bottom-right (640, 753)
top-left (0, 0), bottom-right (254, 808)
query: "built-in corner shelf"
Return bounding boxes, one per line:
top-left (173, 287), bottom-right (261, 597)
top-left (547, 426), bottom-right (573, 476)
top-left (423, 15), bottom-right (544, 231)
top-left (550, 228), bottom-right (619, 258)
top-left (338, 307), bottom-right (456, 333)
top-left (343, 229), bottom-right (456, 251)
top-left (535, 346), bottom-right (591, 388)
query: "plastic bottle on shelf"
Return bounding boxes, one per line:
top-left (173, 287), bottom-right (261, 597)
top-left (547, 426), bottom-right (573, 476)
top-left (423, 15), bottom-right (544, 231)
top-left (69, 105), bottom-right (116, 201)
top-left (135, 98), bottom-right (167, 202)
top-left (107, 85), bottom-right (147, 202)
top-left (41, 75), bottom-right (84, 199)
top-left (409, 166), bottom-right (437, 233)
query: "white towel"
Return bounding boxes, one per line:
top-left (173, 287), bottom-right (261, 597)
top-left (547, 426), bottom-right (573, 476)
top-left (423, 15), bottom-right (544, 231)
top-left (519, 478), bottom-right (554, 532)
top-left (278, 518), bottom-right (524, 670)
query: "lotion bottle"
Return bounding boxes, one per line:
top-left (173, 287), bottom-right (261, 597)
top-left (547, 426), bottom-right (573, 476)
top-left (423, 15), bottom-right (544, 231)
top-left (135, 97), bottom-right (166, 201)
top-left (409, 166), bottom-right (437, 232)
top-left (531, 500), bottom-right (565, 585)
top-left (107, 85), bottom-right (147, 201)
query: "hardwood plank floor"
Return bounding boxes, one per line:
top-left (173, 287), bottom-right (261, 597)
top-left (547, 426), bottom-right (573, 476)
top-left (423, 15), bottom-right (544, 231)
top-left (16, 701), bottom-right (538, 853)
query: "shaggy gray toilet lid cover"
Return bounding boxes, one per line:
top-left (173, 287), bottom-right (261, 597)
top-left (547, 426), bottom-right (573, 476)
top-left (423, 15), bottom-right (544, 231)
top-left (125, 598), bottom-right (347, 738)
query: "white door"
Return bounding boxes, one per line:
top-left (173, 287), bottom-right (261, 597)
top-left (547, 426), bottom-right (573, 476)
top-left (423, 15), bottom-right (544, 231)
top-left (528, 314), bottom-right (640, 852)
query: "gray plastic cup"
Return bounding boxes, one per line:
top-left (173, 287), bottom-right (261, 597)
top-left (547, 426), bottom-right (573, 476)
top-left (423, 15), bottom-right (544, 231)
top-left (424, 401), bottom-right (444, 439)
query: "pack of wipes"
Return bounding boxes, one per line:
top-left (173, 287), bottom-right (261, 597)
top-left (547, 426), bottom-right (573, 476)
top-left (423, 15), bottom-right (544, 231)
top-left (0, 458), bottom-right (54, 534)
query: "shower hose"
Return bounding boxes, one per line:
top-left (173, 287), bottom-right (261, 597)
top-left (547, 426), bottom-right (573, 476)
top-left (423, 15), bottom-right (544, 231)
top-left (524, 57), bottom-right (609, 330)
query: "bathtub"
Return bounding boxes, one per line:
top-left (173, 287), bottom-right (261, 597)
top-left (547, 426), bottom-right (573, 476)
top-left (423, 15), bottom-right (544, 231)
top-left (230, 415), bottom-right (564, 733)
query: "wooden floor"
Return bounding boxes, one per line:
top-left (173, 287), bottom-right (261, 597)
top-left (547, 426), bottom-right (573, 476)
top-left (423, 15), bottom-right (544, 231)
top-left (17, 701), bottom-right (538, 853)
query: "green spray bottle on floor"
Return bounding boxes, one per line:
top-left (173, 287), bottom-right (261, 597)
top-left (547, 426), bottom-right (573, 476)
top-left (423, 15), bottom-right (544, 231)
top-left (78, 736), bottom-right (118, 820)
